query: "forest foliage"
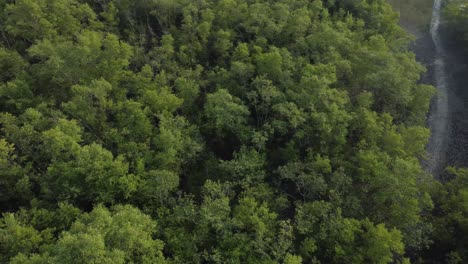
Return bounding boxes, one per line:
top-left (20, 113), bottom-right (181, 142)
top-left (0, 0), bottom-right (465, 263)
top-left (444, 0), bottom-right (468, 50)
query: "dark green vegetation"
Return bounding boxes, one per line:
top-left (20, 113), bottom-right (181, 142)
top-left (0, 0), bottom-right (463, 263)
top-left (444, 0), bottom-right (468, 50)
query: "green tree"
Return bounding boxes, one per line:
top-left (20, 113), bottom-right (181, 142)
top-left (11, 205), bottom-right (166, 264)
top-left (0, 213), bottom-right (43, 263)
top-left (427, 168), bottom-right (468, 263)
top-left (205, 89), bottom-right (249, 137)
top-left (295, 200), bottom-right (408, 263)
top-left (43, 143), bottom-right (135, 204)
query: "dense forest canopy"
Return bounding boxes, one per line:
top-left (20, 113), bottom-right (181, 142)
top-left (0, 0), bottom-right (466, 263)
